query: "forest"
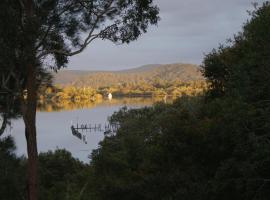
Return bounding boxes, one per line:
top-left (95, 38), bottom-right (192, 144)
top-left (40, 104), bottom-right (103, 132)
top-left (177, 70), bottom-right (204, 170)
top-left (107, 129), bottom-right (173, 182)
top-left (1, 1), bottom-right (270, 200)
top-left (53, 64), bottom-right (203, 88)
top-left (38, 63), bottom-right (206, 105)
top-left (38, 80), bottom-right (207, 105)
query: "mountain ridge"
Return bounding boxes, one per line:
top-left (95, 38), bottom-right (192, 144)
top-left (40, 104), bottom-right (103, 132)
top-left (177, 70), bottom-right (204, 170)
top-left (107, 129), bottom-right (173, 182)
top-left (54, 63), bottom-right (203, 88)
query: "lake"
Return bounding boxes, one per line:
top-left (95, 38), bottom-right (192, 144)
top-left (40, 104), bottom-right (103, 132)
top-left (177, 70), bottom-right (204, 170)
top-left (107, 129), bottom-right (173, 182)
top-left (3, 97), bottom-right (166, 163)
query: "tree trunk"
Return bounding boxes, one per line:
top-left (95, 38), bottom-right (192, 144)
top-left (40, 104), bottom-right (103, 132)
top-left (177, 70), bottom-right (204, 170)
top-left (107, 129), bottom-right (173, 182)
top-left (0, 114), bottom-right (8, 136)
top-left (23, 63), bottom-right (38, 200)
top-left (22, 1), bottom-right (38, 199)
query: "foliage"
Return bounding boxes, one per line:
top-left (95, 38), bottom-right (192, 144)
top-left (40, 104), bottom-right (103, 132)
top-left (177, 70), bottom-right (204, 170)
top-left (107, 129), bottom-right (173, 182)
top-left (2, 2), bottom-right (270, 200)
top-left (87, 97), bottom-right (270, 199)
top-left (54, 64), bottom-right (203, 88)
top-left (98, 80), bottom-right (207, 97)
top-left (85, 2), bottom-right (270, 200)
top-left (1, 1), bottom-right (160, 198)
top-left (39, 85), bottom-right (100, 102)
top-left (0, 137), bottom-right (26, 200)
top-left (38, 149), bottom-right (90, 200)
top-left (201, 2), bottom-right (270, 102)
top-left (37, 80), bottom-right (207, 108)
top-left (0, 146), bottom-right (92, 200)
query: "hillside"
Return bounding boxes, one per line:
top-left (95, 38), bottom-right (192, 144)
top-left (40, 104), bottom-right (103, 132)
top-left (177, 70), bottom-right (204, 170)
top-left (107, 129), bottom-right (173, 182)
top-left (53, 63), bottom-right (203, 88)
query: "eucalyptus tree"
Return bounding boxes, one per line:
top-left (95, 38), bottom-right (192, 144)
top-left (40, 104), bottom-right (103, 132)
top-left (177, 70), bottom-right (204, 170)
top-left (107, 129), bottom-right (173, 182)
top-left (202, 2), bottom-right (270, 102)
top-left (0, 0), bottom-right (159, 199)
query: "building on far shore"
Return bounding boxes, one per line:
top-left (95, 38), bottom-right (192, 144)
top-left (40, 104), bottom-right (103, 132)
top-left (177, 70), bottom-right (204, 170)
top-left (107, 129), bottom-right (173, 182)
top-left (108, 93), bottom-right (112, 100)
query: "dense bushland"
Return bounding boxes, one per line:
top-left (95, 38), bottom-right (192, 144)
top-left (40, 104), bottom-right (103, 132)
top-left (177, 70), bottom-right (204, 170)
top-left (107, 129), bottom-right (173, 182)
top-left (86, 2), bottom-right (270, 199)
top-left (1, 2), bottom-right (270, 200)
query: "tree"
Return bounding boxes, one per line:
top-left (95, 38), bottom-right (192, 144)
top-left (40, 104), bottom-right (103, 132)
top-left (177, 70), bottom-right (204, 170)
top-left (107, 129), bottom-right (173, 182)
top-left (38, 149), bottom-right (89, 200)
top-left (86, 3), bottom-right (270, 200)
top-left (0, 136), bottom-right (26, 200)
top-left (202, 2), bottom-right (270, 102)
top-left (200, 2), bottom-right (270, 199)
top-left (0, 1), bottom-right (159, 199)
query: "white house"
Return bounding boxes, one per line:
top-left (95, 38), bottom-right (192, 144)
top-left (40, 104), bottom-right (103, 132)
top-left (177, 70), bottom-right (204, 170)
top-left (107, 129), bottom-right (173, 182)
top-left (108, 93), bottom-right (113, 100)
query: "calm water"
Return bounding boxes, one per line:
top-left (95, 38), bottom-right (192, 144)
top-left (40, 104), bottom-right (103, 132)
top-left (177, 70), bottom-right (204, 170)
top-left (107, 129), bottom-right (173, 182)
top-left (3, 97), bottom-right (164, 162)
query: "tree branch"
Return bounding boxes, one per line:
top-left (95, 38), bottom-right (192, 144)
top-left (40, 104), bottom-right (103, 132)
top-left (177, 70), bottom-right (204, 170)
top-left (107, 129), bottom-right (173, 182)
top-left (78, 181), bottom-right (89, 199)
top-left (0, 114), bottom-right (8, 137)
top-left (35, 2), bottom-right (79, 50)
top-left (37, 0), bottom-right (115, 58)
top-left (18, 0), bottom-right (26, 28)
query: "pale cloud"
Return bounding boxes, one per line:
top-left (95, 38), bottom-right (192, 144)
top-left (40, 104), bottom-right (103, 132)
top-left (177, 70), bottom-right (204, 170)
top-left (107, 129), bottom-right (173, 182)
top-left (68, 0), bottom-right (255, 70)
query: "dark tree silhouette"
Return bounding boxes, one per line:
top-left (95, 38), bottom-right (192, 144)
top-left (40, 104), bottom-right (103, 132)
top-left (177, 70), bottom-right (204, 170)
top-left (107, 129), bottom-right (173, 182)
top-left (0, 0), bottom-right (159, 199)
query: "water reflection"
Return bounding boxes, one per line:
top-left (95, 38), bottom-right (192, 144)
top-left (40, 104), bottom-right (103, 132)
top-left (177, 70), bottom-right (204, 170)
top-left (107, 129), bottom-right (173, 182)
top-left (38, 96), bottom-right (171, 112)
top-left (4, 97), bottom-right (172, 162)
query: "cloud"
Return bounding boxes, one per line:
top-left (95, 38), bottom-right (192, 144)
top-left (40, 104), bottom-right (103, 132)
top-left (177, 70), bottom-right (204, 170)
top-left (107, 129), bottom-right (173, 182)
top-left (68, 0), bottom-right (254, 70)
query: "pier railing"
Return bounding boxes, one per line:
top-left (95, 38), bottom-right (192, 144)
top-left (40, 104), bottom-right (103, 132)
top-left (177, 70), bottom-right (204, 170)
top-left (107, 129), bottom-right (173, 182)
top-left (71, 123), bottom-right (120, 144)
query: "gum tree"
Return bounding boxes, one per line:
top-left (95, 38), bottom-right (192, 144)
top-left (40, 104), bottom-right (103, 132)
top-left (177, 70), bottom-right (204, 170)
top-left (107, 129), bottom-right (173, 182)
top-left (0, 0), bottom-right (159, 199)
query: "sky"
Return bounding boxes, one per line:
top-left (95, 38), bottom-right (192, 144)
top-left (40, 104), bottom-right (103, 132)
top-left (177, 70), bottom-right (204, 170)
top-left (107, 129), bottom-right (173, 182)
top-left (68, 0), bottom-right (255, 71)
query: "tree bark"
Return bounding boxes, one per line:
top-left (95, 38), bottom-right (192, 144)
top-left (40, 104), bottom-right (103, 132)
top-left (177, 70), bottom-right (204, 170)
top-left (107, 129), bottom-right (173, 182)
top-left (22, 1), bottom-right (38, 199)
top-left (23, 63), bottom-right (38, 200)
top-left (0, 114), bottom-right (8, 137)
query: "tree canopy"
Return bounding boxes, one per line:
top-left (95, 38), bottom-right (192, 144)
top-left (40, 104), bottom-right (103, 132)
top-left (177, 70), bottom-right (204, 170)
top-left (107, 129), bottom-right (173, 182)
top-left (2, 1), bottom-right (270, 200)
top-left (86, 3), bottom-right (270, 199)
top-left (202, 2), bottom-right (270, 102)
top-left (0, 1), bottom-right (160, 199)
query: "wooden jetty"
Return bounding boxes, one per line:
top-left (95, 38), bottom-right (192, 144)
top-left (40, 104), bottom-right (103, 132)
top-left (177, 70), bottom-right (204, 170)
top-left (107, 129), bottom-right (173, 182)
top-left (70, 123), bottom-right (120, 143)
top-left (71, 125), bottom-right (87, 144)
top-left (72, 123), bottom-right (119, 133)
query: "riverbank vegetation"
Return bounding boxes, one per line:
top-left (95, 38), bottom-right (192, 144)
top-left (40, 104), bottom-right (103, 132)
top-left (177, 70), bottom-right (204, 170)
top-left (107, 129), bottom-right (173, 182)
top-left (37, 97), bottom-right (166, 112)
top-left (53, 64), bottom-right (203, 88)
top-left (38, 80), bottom-right (207, 106)
top-left (98, 80), bottom-right (207, 97)
top-left (39, 63), bottom-right (206, 105)
top-left (86, 4), bottom-right (270, 199)
top-left (1, 2), bottom-right (270, 200)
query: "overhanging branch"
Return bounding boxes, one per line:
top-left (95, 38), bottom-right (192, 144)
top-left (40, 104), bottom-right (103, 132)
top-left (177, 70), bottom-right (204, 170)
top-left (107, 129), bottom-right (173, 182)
top-left (37, 0), bottom-right (115, 58)
top-left (0, 114), bottom-right (8, 137)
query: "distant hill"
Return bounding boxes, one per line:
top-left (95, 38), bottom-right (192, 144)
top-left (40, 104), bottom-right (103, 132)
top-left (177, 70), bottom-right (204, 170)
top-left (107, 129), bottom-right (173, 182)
top-left (53, 63), bottom-right (203, 88)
